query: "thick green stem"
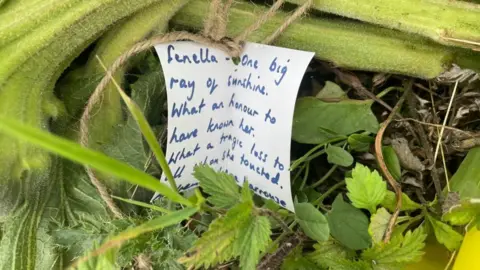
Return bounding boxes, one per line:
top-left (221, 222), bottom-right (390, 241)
top-left (0, 0), bottom-right (171, 184)
top-left (310, 164), bottom-right (338, 189)
top-left (289, 0), bottom-right (480, 50)
top-left (173, 0), bottom-right (480, 79)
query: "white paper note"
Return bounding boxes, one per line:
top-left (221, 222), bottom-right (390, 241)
top-left (153, 41), bottom-right (314, 212)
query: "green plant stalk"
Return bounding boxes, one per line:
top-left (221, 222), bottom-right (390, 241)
top-left (310, 164), bottom-right (338, 189)
top-left (314, 180), bottom-right (346, 205)
top-left (0, 0), bottom-right (170, 184)
top-left (290, 138), bottom-right (346, 171)
top-left (288, 0), bottom-right (480, 50)
top-left (173, 0), bottom-right (480, 79)
top-left (112, 196), bottom-right (172, 214)
top-left (299, 162), bottom-right (310, 190)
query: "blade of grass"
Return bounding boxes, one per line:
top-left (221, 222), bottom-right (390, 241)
top-left (112, 195), bottom-right (172, 214)
top-left (0, 116), bottom-right (192, 207)
top-left (96, 55), bottom-right (178, 192)
top-left (70, 207), bottom-right (198, 268)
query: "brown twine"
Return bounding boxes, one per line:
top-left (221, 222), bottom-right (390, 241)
top-left (234, 0), bottom-right (285, 43)
top-left (80, 0), bottom-right (312, 218)
top-left (215, 0), bottom-right (235, 40)
top-left (263, 0), bottom-right (313, 44)
top-left (203, 0), bottom-right (223, 38)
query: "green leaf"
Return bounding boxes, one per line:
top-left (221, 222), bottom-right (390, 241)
top-left (294, 202), bottom-right (330, 242)
top-left (450, 147), bottom-right (480, 198)
top-left (80, 207), bottom-right (197, 264)
top-left (325, 259), bottom-right (372, 270)
top-left (427, 215), bottom-right (463, 251)
top-left (282, 246), bottom-right (318, 270)
top-left (293, 97), bottom-right (379, 144)
top-left (442, 198), bottom-right (480, 226)
top-left (316, 81), bottom-right (347, 100)
top-left (146, 224), bottom-right (198, 270)
top-left (0, 116), bottom-right (193, 207)
top-left (362, 227), bottom-right (427, 269)
top-left (327, 195), bottom-right (371, 250)
top-left (233, 214), bottom-right (272, 270)
top-left (381, 191), bottom-right (421, 212)
top-left (193, 165), bottom-right (241, 208)
top-left (348, 133), bottom-right (374, 152)
top-left (368, 208), bottom-right (391, 244)
top-left (307, 240), bottom-right (353, 269)
top-left (179, 202), bottom-right (253, 268)
top-left (382, 146), bottom-right (401, 181)
top-left (346, 163), bottom-right (387, 214)
top-left (326, 145), bottom-right (354, 167)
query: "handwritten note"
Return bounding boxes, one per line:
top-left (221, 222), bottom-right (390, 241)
top-left (152, 41), bottom-right (314, 212)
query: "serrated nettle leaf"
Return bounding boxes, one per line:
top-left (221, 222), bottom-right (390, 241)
top-left (179, 202), bottom-right (253, 269)
top-left (327, 195), bottom-right (371, 250)
top-left (326, 145), bottom-right (354, 167)
top-left (427, 214), bottom-right (463, 251)
top-left (346, 163), bottom-right (387, 214)
top-left (369, 208), bottom-right (391, 243)
top-left (348, 133), bottom-right (374, 152)
top-left (292, 97), bottom-right (379, 144)
top-left (233, 214), bottom-right (271, 270)
top-left (382, 146), bottom-right (401, 181)
top-left (307, 240), bottom-right (353, 269)
top-left (316, 81), bottom-right (347, 100)
top-left (193, 165), bottom-right (240, 208)
top-left (294, 202), bottom-right (330, 242)
top-left (362, 227), bottom-right (426, 268)
top-left (442, 198), bottom-right (480, 226)
top-left (78, 207), bottom-right (198, 263)
top-left (381, 191), bottom-right (421, 212)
